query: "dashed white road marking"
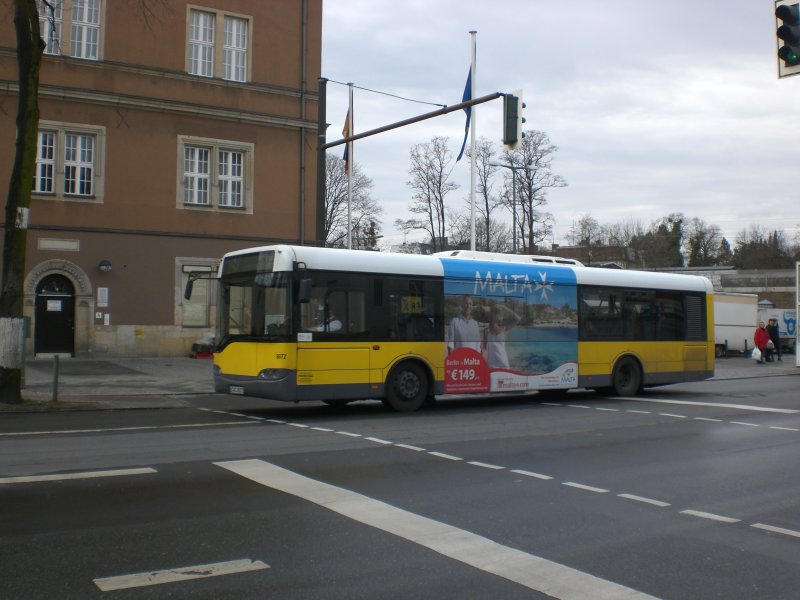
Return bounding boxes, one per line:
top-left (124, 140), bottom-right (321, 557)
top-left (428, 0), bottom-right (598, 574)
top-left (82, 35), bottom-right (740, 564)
top-left (288, 423), bottom-right (309, 428)
top-left (562, 482), bottom-right (609, 494)
top-left (0, 467), bottom-right (156, 484)
top-left (751, 523), bottom-right (800, 539)
top-left (468, 461), bottom-right (505, 470)
top-left (658, 413), bottom-right (686, 419)
top-left (619, 397), bottom-right (798, 414)
top-left (0, 421), bottom-right (255, 437)
top-left (335, 431), bottom-right (361, 437)
top-left (394, 443), bottom-right (426, 452)
top-left (617, 494), bottom-right (671, 508)
top-left (365, 436), bottom-right (393, 445)
top-left (693, 417), bottom-right (722, 422)
top-left (93, 559), bottom-right (269, 591)
top-left (680, 510), bottom-right (741, 524)
top-left (567, 405), bottom-right (591, 409)
top-left (770, 426), bottom-right (800, 432)
top-left (511, 469), bottom-right (554, 480)
top-left (428, 451), bottom-right (463, 461)
top-left (310, 427), bottom-right (334, 432)
top-left (730, 421), bottom-right (760, 427)
top-left (215, 459), bottom-right (659, 600)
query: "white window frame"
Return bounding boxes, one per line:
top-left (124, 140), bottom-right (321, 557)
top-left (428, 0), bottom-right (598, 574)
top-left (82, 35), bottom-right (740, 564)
top-left (38, 0), bottom-right (63, 55)
top-left (186, 6), bottom-right (252, 83)
top-left (37, 0), bottom-right (104, 60)
top-left (177, 136), bottom-right (253, 213)
top-left (33, 121), bottom-right (106, 203)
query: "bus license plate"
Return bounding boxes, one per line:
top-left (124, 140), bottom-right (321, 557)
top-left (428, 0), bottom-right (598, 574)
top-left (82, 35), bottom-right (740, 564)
top-left (229, 385), bottom-right (245, 395)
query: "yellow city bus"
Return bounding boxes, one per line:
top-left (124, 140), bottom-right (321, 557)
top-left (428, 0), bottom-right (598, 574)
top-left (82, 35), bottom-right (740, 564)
top-left (192, 245), bottom-right (714, 411)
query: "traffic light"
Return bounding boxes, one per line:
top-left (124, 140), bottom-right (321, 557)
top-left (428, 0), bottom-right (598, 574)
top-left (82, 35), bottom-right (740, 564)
top-left (502, 91), bottom-right (525, 149)
top-left (776, 1), bottom-right (800, 78)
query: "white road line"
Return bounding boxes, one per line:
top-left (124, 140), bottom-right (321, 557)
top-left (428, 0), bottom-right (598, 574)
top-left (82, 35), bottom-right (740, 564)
top-left (626, 410), bottom-right (651, 414)
top-left (730, 421), bottom-right (760, 427)
top-left (467, 461), bottom-right (505, 470)
top-left (267, 419), bottom-right (286, 424)
top-left (336, 431), bottom-right (362, 437)
top-left (620, 397), bottom-right (799, 414)
top-left (215, 459), bottom-right (658, 600)
top-left (693, 417), bottom-right (722, 422)
top-left (658, 413), bottom-right (686, 419)
top-left (680, 510), bottom-right (740, 524)
top-left (596, 408), bottom-right (619, 412)
top-left (0, 422), bottom-right (255, 437)
top-left (428, 451), bottom-right (463, 461)
top-left (310, 427), bottom-right (334, 432)
top-left (751, 523), bottom-right (800, 539)
top-left (540, 402), bottom-right (563, 406)
top-left (617, 494), bottom-right (671, 508)
top-left (93, 559), bottom-right (269, 591)
top-left (394, 443), bottom-right (426, 452)
top-left (769, 426), bottom-right (800, 432)
top-left (0, 467), bottom-right (156, 484)
top-left (562, 482), bottom-right (609, 494)
top-left (288, 423), bottom-right (309, 428)
top-left (510, 469), bottom-right (553, 481)
top-left (365, 437), bottom-right (393, 445)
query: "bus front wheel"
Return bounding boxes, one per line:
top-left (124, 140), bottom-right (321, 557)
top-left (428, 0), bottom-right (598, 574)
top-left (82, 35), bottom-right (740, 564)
top-left (611, 356), bottom-right (642, 396)
top-left (383, 362), bottom-right (428, 412)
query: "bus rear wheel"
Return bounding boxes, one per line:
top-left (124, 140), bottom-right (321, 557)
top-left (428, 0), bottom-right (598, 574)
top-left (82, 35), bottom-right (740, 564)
top-left (611, 356), bottom-right (642, 396)
top-left (383, 362), bottom-right (428, 412)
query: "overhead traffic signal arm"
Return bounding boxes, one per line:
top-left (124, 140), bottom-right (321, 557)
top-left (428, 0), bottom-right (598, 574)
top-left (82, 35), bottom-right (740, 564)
top-left (503, 91), bottom-right (526, 149)
top-left (776, 1), bottom-right (800, 78)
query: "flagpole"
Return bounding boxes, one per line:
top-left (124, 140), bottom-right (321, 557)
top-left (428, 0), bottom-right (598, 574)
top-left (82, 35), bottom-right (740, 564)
top-left (346, 82), bottom-right (354, 249)
top-left (469, 31), bottom-right (477, 251)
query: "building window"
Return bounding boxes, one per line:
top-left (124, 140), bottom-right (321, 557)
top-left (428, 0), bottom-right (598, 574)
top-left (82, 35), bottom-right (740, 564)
top-left (179, 263), bottom-right (217, 328)
top-left (188, 9), bottom-right (215, 77)
top-left (178, 136), bottom-right (252, 213)
top-left (223, 16), bottom-right (248, 82)
top-left (33, 121), bottom-right (105, 203)
top-left (38, 0), bottom-right (63, 55)
top-left (34, 132), bottom-right (56, 193)
top-left (37, 0), bottom-right (103, 60)
top-left (186, 7), bottom-right (251, 82)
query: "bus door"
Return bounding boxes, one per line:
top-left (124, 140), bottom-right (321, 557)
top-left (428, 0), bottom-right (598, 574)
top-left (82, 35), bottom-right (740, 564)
top-left (296, 287), bottom-right (372, 401)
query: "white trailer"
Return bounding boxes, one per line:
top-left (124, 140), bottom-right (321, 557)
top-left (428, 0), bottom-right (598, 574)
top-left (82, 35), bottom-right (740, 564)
top-left (714, 292), bottom-right (758, 357)
top-left (757, 307), bottom-right (797, 354)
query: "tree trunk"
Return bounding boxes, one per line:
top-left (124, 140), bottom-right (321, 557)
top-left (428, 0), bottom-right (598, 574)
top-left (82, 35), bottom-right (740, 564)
top-left (0, 0), bottom-right (44, 404)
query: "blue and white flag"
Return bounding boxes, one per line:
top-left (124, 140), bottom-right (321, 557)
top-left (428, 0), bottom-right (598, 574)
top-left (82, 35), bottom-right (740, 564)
top-left (456, 67), bottom-right (472, 162)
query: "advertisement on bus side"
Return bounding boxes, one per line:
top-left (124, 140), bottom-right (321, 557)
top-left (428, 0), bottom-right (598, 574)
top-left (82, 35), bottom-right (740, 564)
top-left (441, 259), bottom-right (579, 394)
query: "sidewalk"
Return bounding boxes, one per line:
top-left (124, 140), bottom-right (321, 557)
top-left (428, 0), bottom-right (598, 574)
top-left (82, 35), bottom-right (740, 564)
top-left (12, 355), bottom-right (215, 410)
top-left (1, 353), bottom-right (797, 412)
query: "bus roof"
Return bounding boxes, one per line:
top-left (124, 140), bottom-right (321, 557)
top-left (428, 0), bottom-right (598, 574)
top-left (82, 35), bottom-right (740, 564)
top-left (221, 245), bottom-right (713, 292)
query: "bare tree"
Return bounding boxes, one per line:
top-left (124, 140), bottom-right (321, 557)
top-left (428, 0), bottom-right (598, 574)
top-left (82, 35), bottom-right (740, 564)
top-left (323, 153), bottom-right (382, 248)
top-left (501, 130), bottom-right (565, 253)
top-left (446, 208), bottom-right (512, 252)
top-left (398, 136), bottom-right (458, 253)
top-left (465, 137), bottom-right (502, 251)
top-left (566, 213), bottom-right (601, 247)
top-left (684, 217), bottom-right (726, 266)
top-left (1, 0), bottom-right (45, 404)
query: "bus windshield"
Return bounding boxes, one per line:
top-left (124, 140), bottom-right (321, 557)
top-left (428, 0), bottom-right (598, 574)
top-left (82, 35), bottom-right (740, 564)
top-left (216, 253), bottom-right (291, 345)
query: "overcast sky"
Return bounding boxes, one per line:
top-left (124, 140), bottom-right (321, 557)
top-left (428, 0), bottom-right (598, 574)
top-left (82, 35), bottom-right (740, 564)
top-left (321, 0), bottom-right (800, 250)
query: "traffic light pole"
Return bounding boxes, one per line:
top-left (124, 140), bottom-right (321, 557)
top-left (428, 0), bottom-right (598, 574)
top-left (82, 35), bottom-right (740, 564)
top-left (322, 92), bottom-right (503, 151)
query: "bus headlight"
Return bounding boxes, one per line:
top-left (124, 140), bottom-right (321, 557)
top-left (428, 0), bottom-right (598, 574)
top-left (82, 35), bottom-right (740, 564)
top-left (258, 369), bottom-right (289, 381)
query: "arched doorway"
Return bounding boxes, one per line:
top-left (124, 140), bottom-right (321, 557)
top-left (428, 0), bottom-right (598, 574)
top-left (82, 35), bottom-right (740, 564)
top-left (35, 274), bottom-right (75, 356)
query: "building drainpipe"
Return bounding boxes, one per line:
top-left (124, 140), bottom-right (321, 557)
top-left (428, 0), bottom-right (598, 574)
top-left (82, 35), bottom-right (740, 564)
top-left (298, 0), bottom-right (308, 245)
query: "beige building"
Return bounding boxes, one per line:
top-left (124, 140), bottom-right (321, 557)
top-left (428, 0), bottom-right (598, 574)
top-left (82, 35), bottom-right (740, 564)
top-left (0, 0), bottom-right (321, 357)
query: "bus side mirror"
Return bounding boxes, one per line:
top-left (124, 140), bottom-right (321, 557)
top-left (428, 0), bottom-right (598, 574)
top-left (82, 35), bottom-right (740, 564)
top-left (298, 278), bottom-right (312, 303)
top-left (184, 279), bottom-right (194, 300)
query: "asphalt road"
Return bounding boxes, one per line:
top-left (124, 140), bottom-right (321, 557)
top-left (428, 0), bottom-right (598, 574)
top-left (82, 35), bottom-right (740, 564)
top-left (1, 373), bottom-right (799, 599)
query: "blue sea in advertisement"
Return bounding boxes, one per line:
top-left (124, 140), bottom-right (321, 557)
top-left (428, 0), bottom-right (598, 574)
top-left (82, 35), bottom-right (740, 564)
top-left (506, 326), bottom-right (577, 374)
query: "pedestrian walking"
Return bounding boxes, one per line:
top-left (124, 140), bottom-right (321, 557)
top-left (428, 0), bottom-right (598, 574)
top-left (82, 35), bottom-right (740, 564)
top-left (766, 318), bottom-right (782, 362)
top-left (753, 321), bottom-right (769, 364)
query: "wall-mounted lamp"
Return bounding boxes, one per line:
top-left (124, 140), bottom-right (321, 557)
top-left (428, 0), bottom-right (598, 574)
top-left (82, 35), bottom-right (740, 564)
top-left (98, 259), bottom-right (112, 272)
